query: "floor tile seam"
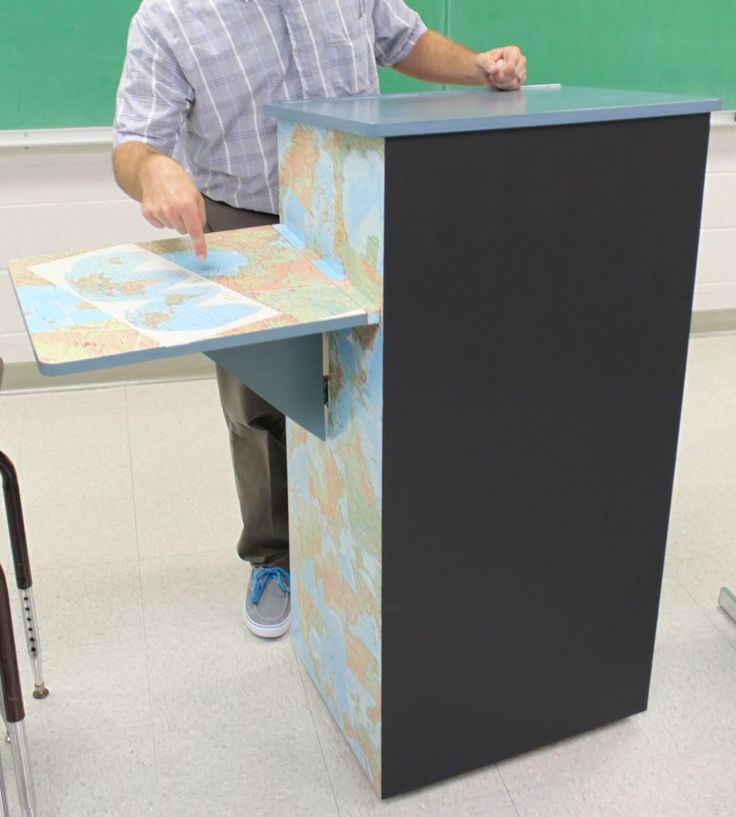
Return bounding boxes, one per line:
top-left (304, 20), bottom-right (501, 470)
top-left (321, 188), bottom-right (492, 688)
top-left (128, 441), bottom-right (228, 459)
top-left (129, 428), bottom-right (227, 440)
top-left (20, 435), bottom-right (132, 452)
top-left (21, 393), bottom-right (128, 409)
top-left (125, 384), bottom-right (163, 791)
top-left (126, 472), bottom-right (235, 491)
top-left (28, 720), bottom-right (159, 751)
top-left (41, 632), bottom-right (148, 651)
top-left (136, 550), bottom-right (240, 566)
top-left (20, 435), bottom-right (132, 455)
top-left (497, 729), bottom-right (662, 798)
top-left (125, 384), bottom-right (146, 567)
top-left (22, 399), bottom-right (129, 415)
top-left (15, 391), bottom-right (28, 461)
top-left (16, 501), bottom-right (139, 520)
top-left (15, 491), bottom-right (137, 509)
top-left (18, 483), bottom-right (136, 502)
top-left (136, 548), bottom-right (237, 562)
top-left (499, 770), bottom-right (592, 798)
top-left (495, 764), bottom-right (524, 817)
top-left (292, 641), bottom-right (343, 817)
top-left (30, 556), bottom-right (144, 574)
top-left (22, 635), bottom-right (150, 664)
top-left (499, 758), bottom-right (688, 805)
top-left (131, 451), bottom-right (228, 485)
top-left (0, 551), bottom-right (232, 572)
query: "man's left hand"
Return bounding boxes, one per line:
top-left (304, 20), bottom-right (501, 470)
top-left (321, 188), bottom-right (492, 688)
top-left (475, 46), bottom-right (527, 90)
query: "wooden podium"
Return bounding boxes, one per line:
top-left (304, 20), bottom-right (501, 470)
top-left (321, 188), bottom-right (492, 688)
top-left (10, 86), bottom-right (720, 798)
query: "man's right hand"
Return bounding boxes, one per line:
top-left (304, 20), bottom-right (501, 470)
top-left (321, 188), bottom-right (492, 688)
top-left (112, 143), bottom-right (208, 260)
top-left (140, 154), bottom-right (207, 260)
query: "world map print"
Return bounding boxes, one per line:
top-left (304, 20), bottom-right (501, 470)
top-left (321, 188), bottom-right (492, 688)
top-left (280, 122), bottom-right (386, 793)
top-left (27, 244), bottom-right (278, 347)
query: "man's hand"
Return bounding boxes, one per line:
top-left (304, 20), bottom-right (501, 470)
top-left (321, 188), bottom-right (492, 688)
top-left (475, 46), bottom-right (527, 91)
top-left (139, 154), bottom-right (207, 259)
top-left (112, 142), bottom-right (208, 260)
top-left (393, 31), bottom-right (527, 92)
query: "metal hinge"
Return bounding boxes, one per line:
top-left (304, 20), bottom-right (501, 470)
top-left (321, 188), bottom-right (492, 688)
top-left (323, 375), bottom-right (330, 406)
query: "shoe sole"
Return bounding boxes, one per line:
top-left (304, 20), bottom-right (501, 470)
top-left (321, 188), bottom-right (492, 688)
top-left (243, 601), bottom-right (291, 639)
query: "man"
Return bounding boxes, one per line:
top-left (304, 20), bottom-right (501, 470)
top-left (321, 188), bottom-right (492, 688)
top-left (113, 0), bottom-right (527, 639)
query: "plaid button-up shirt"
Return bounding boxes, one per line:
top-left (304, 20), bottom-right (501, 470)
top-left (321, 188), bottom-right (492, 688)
top-left (114, 0), bottom-right (426, 213)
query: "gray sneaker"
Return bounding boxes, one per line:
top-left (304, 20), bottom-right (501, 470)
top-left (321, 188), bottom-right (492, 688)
top-left (244, 566), bottom-right (291, 639)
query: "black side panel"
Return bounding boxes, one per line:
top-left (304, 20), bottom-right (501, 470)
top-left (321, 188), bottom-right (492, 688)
top-left (381, 116), bottom-right (710, 798)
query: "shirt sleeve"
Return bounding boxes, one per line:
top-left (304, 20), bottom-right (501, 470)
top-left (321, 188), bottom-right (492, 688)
top-left (371, 0), bottom-right (428, 67)
top-left (113, 12), bottom-right (193, 155)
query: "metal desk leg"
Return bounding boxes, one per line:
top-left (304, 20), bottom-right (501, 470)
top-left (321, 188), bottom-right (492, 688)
top-left (0, 452), bottom-right (48, 700)
top-left (0, 566), bottom-right (36, 817)
top-left (718, 587), bottom-right (736, 624)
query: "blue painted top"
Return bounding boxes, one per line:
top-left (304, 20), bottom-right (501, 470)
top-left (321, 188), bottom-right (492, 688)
top-left (264, 85), bottom-right (721, 137)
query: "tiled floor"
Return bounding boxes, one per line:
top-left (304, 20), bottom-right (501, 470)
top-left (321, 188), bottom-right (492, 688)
top-left (0, 334), bottom-right (735, 816)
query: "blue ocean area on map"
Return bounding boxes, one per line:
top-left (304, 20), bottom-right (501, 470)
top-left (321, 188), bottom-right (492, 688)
top-left (161, 249), bottom-right (249, 277)
top-left (343, 151), bottom-right (383, 266)
top-left (281, 191), bottom-right (307, 245)
top-left (125, 289), bottom-right (259, 332)
top-left (313, 258), bottom-right (346, 283)
top-left (18, 285), bottom-right (111, 333)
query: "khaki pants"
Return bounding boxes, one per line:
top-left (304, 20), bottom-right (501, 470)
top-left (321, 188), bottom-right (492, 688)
top-left (203, 196), bottom-right (289, 570)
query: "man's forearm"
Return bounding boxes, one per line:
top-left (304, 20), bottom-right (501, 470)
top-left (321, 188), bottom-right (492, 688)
top-left (393, 30), bottom-right (481, 85)
top-left (112, 141), bottom-right (163, 202)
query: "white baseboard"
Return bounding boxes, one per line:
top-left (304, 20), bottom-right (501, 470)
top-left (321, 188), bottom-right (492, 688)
top-left (690, 308), bottom-right (736, 335)
top-left (1, 353), bottom-right (216, 393)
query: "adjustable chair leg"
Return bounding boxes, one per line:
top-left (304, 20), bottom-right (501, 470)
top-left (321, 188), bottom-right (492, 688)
top-left (0, 452), bottom-right (48, 700)
top-left (0, 566), bottom-right (36, 817)
top-left (17, 590), bottom-right (46, 701)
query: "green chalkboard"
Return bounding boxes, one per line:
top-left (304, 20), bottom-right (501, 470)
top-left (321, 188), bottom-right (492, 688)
top-left (447, 1), bottom-right (735, 109)
top-left (3, 1), bottom-right (142, 130)
top-left (2, 1), bottom-right (732, 130)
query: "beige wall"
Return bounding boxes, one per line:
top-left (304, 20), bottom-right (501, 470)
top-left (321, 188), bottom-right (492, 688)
top-left (697, 120), bottom-right (736, 310)
top-left (0, 141), bottom-right (177, 363)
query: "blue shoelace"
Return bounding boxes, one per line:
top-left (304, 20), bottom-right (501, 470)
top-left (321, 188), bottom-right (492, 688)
top-left (251, 566), bottom-right (290, 605)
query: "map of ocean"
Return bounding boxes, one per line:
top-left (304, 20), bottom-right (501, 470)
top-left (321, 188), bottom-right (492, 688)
top-left (16, 283), bottom-right (108, 334)
top-left (160, 249), bottom-right (250, 278)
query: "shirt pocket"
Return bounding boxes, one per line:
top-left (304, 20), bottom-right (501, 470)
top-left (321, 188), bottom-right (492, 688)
top-left (316, 0), bottom-right (375, 94)
top-left (314, 0), bottom-right (366, 45)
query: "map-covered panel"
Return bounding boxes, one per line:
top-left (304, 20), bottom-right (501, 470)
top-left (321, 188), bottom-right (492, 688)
top-left (282, 122), bottom-right (385, 793)
top-left (10, 226), bottom-right (370, 370)
top-left (278, 123), bottom-right (384, 312)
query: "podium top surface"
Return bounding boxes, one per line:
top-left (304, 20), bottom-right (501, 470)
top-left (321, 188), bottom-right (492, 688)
top-left (264, 85), bottom-right (721, 137)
